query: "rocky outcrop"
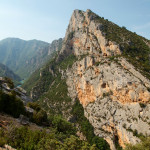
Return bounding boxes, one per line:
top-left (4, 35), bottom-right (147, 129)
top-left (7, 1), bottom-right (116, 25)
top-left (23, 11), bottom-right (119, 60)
top-left (64, 10), bottom-right (150, 150)
top-left (58, 9), bottom-right (121, 61)
top-left (48, 38), bottom-right (63, 55)
top-left (0, 77), bottom-right (32, 104)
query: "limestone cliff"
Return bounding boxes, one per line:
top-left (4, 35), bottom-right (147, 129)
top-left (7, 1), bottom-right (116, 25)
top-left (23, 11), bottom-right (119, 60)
top-left (58, 9), bottom-right (121, 61)
top-left (66, 57), bottom-right (150, 149)
top-left (63, 10), bottom-right (150, 150)
top-left (25, 9), bottom-right (150, 150)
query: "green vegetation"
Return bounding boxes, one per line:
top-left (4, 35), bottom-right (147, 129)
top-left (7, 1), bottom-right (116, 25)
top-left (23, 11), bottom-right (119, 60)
top-left (0, 78), bottom-right (47, 125)
top-left (27, 102), bottom-right (48, 125)
top-left (0, 130), bottom-right (7, 147)
top-left (125, 137), bottom-right (150, 150)
top-left (0, 90), bottom-right (25, 118)
top-left (3, 77), bottom-right (15, 89)
top-left (51, 115), bottom-right (76, 135)
top-left (38, 55), bottom-right (77, 114)
top-left (23, 54), bottom-right (77, 99)
top-left (126, 128), bottom-right (145, 138)
top-left (39, 74), bottom-right (72, 110)
top-left (22, 69), bottom-right (41, 94)
top-left (0, 126), bottom-right (99, 150)
top-left (58, 54), bottom-right (77, 70)
top-left (114, 136), bottom-right (122, 150)
top-left (0, 85), bottom-right (100, 150)
top-left (23, 52), bottom-right (110, 149)
top-left (68, 31), bottom-right (75, 40)
top-left (72, 100), bottom-right (110, 150)
top-left (139, 103), bottom-right (146, 108)
top-left (103, 92), bottom-right (111, 97)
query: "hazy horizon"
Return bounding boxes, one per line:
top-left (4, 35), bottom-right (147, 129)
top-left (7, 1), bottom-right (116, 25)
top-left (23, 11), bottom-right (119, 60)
top-left (0, 0), bottom-right (150, 43)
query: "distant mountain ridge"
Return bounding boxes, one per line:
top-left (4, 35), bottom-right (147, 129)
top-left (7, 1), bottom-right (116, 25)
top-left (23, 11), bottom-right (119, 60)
top-left (0, 38), bottom-right (63, 79)
top-left (0, 63), bottom-right (21, 84)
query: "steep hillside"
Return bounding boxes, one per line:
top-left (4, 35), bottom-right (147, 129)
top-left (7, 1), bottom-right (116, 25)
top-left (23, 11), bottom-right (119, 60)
top-left (23, 9), bottom-right (150, 150)
top-left (0, 63), bottom-right (21, 85)
top-left (22, 39), bottom-right (63, 94)
top-left (0, 38), bottom-right (62, 79)
top-left (0, 78), bottom-right (107, 150)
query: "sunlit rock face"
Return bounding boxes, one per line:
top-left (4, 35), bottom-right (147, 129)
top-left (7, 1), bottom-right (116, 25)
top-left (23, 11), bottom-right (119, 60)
top-left (64, 9), bottom-right (150, 150)
top-left (29, 9), bottom-right (150, 150)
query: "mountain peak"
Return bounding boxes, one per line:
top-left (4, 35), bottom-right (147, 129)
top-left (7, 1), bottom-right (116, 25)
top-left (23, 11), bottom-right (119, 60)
top-left (59, 9), bottom-right (150, 77)
top-left (57, 9), bottom-right (121, 62)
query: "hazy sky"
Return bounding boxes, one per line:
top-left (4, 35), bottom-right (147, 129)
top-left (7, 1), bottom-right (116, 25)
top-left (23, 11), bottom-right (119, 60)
top-left (0, 0), bottom-right (150, 43)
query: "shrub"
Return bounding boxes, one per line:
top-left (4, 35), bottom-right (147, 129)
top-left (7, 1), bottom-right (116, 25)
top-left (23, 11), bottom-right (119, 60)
top-left (27, 102), bottom-right (41, 111)
top-left (0, 126), bottom-right (97, 150)
top-left (68, 31), bottom-right (75, 40)
top-left (0, 137), bottom-right (6, 147)
top-left (0, 129), bottom-right (7, 147)
top-left (139, 103), bottom-right (146, 108)
top-left (52, 115), bottom-right (76, 135)
top-left (4, 77), bottom-right (14, 89)
top-left (0, 90), bottom-right (25, 117)
top-left (125, 137), bottom-right (150, 150)
top-left (33, 109), bottom-right (48, 125)
top-left (27, 102), bottom-right (48, 125)
top-left (92, 136), bottom-right (110, 150)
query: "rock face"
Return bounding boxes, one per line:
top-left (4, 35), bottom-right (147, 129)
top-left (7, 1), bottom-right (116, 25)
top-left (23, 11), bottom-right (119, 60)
top-left (48, 38), bottom-right (63, 55)
top-left (67, 58), bottom-right (150, 149)
top-left (67, 57), bottom-right (150, 149)
top-left (58, 9), bottom-right (121, 60)
top-left (0, 77), bottom-right (32, 104)
top-left (63, 10), bottom-right (150, 150)
top-left (26, 9), bottom-right (150, 150)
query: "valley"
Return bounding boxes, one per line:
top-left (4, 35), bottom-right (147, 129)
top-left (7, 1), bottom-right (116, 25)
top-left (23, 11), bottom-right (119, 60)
top-left (0, 38), bottom-right (62, 81)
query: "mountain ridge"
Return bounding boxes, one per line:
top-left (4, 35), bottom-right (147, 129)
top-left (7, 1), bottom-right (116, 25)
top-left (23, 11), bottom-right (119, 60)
top-left (0, 63), bottom-right (21, 85)
top-left (0, 37), bottom-right (63, 80)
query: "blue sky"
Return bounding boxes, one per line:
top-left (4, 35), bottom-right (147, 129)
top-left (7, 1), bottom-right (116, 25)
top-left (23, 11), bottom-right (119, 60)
top-left (0, 0), bottom-right (150, 43)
